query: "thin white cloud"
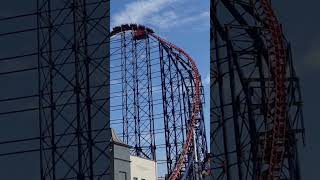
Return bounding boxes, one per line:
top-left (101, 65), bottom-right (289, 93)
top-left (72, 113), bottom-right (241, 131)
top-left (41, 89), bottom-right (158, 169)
top-left (112, 0), bottom-right (178, 27)
top-left (203, 73), bottom-right (210, 86)
top-left (149, 10), bottom-right (209, 30)
top-left (112, 0), bottom-right (209, 30)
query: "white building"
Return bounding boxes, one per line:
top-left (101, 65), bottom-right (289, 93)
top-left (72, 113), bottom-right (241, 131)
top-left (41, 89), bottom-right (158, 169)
top-left (130, 155), bottom-right (157, 180)
top-left (109, 128), bottom-right (131, 180)
top-left (109, 128), bottom-right (157, 180)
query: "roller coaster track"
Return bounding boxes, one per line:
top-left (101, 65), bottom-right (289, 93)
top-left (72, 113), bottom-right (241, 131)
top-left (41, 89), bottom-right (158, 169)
top-left (258, 0), bottom-right (288, 179)
top-left (110, 24), bottom-right (206, 180)
top-left (211, 0), bottom-right (304, 179)
top-left (150, 34), bottom-right (202, 180)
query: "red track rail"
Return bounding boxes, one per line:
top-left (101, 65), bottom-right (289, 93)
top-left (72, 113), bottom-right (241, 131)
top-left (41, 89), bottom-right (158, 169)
top-left (258, 0), bottom-right (287, 179)
top-left (150, 34), bottom-right (202, 180)
top-left (111, 24), bottom-right (202, 179)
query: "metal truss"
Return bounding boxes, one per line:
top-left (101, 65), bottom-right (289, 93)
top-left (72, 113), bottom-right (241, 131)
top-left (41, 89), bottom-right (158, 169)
top-left (37, 0), bottom-right (111, 179)
top-left (110, 24), bottom-right (208, 180)
top-left (210, 0), bottom-right (304, 180)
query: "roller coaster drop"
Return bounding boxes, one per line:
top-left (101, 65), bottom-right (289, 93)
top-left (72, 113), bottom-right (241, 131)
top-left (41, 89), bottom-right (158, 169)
top-left (110, 24), bottom-right (209, 180)
top-left (210, 0), bottom-right (304, 180)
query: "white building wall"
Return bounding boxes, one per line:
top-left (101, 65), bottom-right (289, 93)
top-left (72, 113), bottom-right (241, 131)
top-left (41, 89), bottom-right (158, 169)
top-left (130, 156), bottom-right (157, 180)
top-left (113, 144), bottom-right (131, 180)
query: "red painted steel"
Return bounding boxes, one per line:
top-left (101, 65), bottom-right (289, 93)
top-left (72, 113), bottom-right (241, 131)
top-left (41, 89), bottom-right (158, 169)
top-left (150, 34), bottom-right (202, 180)
top-left (259, 0), bottom-right (288, 179)
top-left (110, 24), bottom-right (204, 179)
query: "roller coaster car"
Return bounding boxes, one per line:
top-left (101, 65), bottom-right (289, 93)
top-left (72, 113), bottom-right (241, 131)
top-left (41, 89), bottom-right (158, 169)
top-left (133, 29), bottom-right (148, 40)
top-left (111, 24), bottom-right (154, 37)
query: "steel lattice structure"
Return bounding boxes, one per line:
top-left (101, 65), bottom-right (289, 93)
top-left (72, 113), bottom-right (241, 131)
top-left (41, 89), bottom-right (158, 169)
top-left (210, 0), bottom-right (304, 180)
top-left (0, 1), bottom-right (209, 179)
top-left (38, 0), bottom-right (111, 179)
top-left (110, 24), bottom-right (208, 180)
top-left (0, 0), bottom-right (113, 179)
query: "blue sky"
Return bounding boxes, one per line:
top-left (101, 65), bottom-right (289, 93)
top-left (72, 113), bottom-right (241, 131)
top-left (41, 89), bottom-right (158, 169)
top-left (110, 0), bottom-right (210, 177)
top-left (111, 0), bottom-right (210, 126)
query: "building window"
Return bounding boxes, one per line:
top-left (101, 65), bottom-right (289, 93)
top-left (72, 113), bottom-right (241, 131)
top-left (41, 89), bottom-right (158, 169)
top-left (119, 171), bottom-right (127, 180)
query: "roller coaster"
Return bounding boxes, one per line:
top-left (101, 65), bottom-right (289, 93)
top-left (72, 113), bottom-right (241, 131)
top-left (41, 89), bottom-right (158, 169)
top-left (110, 24), bottom-right (209, 180)
top-left (0, 0), bottom-right (305, 179)
top-left (211, 0), bottom-right (304, 179)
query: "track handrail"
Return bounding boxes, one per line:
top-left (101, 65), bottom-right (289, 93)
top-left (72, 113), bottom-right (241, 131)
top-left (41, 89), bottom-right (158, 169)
top-left (111, 24), bottom-right (204, 179)
top-left (150, 33), bottom-right (201, 180)
top-left (258, 0), bottom-right (288, 179)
